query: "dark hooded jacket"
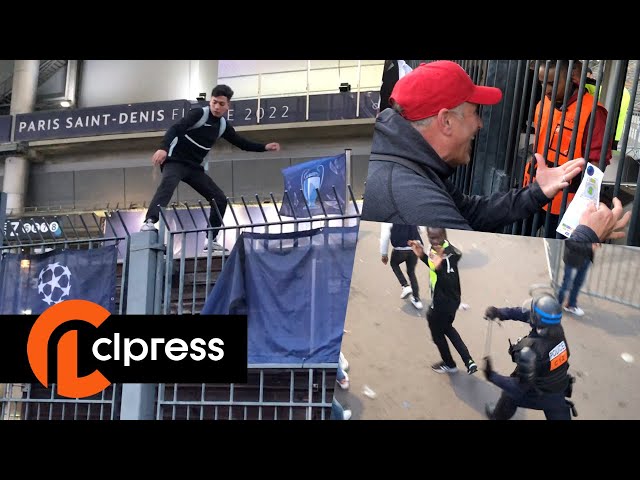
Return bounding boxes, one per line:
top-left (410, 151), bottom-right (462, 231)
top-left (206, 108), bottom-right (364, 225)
top-left (361, 109), bottom-right (552, 231)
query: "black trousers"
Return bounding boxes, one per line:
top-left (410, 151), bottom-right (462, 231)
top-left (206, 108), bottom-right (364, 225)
top-left (390, 249), bottom-right (419, 299)
top-left (489, 373), bottom-right (571, 420)
top-left (145, 161), bottom-right (227, 238)
top-left (426, 307), bottom-right (472, 368)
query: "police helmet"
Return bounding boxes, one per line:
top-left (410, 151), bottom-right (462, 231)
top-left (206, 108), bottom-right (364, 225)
top-left (529, 294), bottom-right (562, 328)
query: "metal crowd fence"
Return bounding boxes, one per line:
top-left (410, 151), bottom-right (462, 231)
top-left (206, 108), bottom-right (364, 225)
top-left (0, 208), bottom-right (131, 314)
top-left (150, 186), bottom-right (360, 420)
top-left (548, 239), bottom-right (640, 310)
top-left (0, 204), bottom-right (128, 419)
top-left (0, 185), bottom-right (361, 420)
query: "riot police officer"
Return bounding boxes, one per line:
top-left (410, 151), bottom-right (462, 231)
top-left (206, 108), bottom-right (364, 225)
top-left (483, 293), bottom-right (577, 420)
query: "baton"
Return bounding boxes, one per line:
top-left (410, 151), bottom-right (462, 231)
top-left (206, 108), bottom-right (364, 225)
top-left (483, 314), bottom-right (503, 357)
top-left (483, 316), bottom-right (493, 358)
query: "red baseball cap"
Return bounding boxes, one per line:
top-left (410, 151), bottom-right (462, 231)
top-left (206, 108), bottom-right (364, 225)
top-left (390, 61), bottom-right (503, 121)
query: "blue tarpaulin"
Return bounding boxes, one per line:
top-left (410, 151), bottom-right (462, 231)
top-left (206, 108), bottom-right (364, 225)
top-left (201, 226), bottom-right (358, 366)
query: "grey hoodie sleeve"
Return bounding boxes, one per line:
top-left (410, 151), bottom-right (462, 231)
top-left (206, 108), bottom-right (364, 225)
top-left (390, 171), bottom-right (476, 229)
top-left (448, 181), bottom-right (550, 232)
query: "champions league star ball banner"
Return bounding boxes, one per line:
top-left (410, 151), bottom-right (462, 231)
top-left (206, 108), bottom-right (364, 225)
top-left (0, 245), bottom-right (118, 315)
top-left (278, 153), bottom-right (347, 219)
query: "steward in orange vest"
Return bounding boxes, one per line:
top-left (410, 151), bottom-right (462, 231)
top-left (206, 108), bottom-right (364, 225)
top-left (523, 62), bottom-right (611, 216)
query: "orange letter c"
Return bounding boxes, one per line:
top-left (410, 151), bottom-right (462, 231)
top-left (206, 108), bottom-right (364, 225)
top-left (27, 299), bottom-right (112, 398)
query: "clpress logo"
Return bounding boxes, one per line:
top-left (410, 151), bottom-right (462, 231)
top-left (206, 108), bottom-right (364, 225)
top-left (1, 301), bottom-right (248, 398)
top-left (27, 299), bottom-right (111, 398)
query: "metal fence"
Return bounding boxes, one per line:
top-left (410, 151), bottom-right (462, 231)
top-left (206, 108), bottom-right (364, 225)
top-left (157, 368), bottom-right (336, 421)
top-left (1, 383), bottom-right (120, 420)
top-left (0, 209), bottom-right (130, 313)
top-left (0, 205), bottom-right (128, 419)
top-left (146, 187), bottom-right (360, 420)
top-left (1, 186), bottom-right (361, 420)
top-left (429, 59), bottom-right (640, 245)
top-left (547, 239), bottom-right (640, 310)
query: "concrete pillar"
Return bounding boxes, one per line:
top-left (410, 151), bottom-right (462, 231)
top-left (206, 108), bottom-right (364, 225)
top-left (2, 156), bottom-right (29, 214)
top-left (120, 231), bottom-right (163, 420)
top-left (3, 60), bottom-right (39, 214)
top-left (10, 60), bottom-right (40, 116)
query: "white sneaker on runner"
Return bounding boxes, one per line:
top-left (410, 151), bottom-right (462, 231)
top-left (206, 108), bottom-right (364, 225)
top-left (339, 352), bottom-right (349, 372)
top-left (411, 297), bottom-right (423, 310)
top-left (564, 306), bottom-right (584, 317)
top-left (140, 219), bottom-right (157, 232)
top-left (401, 285), bottom-right (412, 299)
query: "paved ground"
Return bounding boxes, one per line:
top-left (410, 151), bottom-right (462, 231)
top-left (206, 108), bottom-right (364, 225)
top-left (335, 221), bottom-right (640, 420)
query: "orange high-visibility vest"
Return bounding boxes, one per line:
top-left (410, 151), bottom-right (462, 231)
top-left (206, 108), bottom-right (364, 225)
top-left (522, 93), bottom-right (597, 215)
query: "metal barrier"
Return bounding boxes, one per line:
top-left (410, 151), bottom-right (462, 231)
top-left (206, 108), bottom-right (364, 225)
top-left (157, 368), bottom-right (336, 421)
top-left (0, 208), bottom-right (129, 419)
top-left (157, 188), bottom-right (360, 316)
top-left (548, 239), bottom-right (640, 309)
top-left (1, 185), bottom-right (360, 420)
top-left (146, 187), bottom-right (360, 420)
top-left (1, 383), bottom-right (120, 420)
top-left (0, 209), bottom-right (131, 313)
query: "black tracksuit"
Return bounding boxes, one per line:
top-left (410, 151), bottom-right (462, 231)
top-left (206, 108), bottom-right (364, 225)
top-left (145, 106), bottom-right (267, 234)
top-left (420, 243), bottom-right (473, 368)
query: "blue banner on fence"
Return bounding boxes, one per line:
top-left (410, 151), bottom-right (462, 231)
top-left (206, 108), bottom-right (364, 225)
top-left (278, 153), bottom-right (347, 218)
top-left (0, 245), bottom-right (118, 314)
top-left (201, 226), bottom-right (358, 365)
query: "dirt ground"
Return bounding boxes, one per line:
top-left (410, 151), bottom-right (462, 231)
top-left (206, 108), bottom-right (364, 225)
top-left (335, 221), bottom-right (640, 420)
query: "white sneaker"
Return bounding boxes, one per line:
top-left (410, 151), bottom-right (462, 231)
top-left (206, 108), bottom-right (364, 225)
top-left (337, 371), bottom-right (350, 390)
top-left (401, 285), bottom-right (412, 299)
top-left (431, 361), bottom-right (458, 374)
top-left (140, 219), bottom-right (157, 232)
top-left (564, 306), bottom-right (584, 317)
top-left (411, 297), bottom-right (423, 310)
top-left (342, 409), bottom-right (352, 420)
top-left (339, 352), bottom-right (349, 372)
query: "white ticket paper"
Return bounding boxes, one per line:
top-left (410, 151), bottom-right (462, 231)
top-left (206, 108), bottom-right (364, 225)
top-left (556, 164), bottom-right (603, 238)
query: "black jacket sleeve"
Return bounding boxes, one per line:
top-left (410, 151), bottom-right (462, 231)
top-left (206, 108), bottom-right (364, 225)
top-left (448, 181), bottom-right (550, 232)
top-left (222, 123), bottom-right (267, 152)
top-left (496, 307), bottom-right (530, 323)
top-left (568, 224), bottom-right (600, 243)
top-left (159, 108), bottom-right (202, 152)
top-left (564, 238), bottom-right (594, 265)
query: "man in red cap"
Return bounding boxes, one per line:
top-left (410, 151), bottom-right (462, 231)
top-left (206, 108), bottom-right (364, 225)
top-left (361, 61), bottom-right (589, 236)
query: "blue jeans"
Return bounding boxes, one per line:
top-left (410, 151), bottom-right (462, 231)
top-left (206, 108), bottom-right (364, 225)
top-left (557, 259), bottom-right (590, 308)
top-left (331, 398), bottom-right (345, 420)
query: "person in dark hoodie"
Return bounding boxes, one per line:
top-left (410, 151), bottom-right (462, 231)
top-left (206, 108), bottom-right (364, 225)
top-left (557, 240), bottom-right (598, 316)
top-left (361, 61), bottom-right (629, 245)
top-left (408, 227), bottom-right (478, 375)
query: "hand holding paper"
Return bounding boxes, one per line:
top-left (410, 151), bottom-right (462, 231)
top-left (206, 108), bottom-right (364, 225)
top-left (556, 164), bottom-right (603, 238)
